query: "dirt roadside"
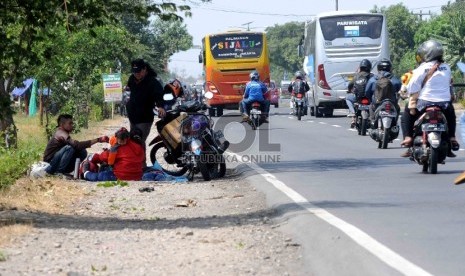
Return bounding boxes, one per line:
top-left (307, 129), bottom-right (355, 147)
top-left (0, 116), bottom-right (305, 275)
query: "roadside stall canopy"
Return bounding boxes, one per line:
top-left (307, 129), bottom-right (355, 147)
top-left (40, 88), bottom-right (51, 96)
top-left (11, 78), bottom-right (34, 97)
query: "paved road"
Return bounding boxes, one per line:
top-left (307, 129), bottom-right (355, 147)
top-left (220, 106), bottom-right (465, 276)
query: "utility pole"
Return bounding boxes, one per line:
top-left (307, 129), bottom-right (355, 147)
top-left (411, 10), bottom-right (431, 21)
top-left (335, 0), bottom-right (338, 11)
top-left (242, 21), bottom-right (254, 31)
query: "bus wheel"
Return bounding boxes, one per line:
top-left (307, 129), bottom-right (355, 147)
top-left (314, 106), bottom-right (323, 118)
top-left (208, 107), bottom-right (216, 117)
top-left (216, 107), bottom-right (223, 117)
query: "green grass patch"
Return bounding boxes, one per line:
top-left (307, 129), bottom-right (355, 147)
top-left (96, 180), bottom-right (129, 188)
top-left (0, 115), bottom-right (46, 189)
top-left (0, 250), bottom-right (7, 262)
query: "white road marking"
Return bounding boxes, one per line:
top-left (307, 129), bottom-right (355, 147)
top-left (332, 125), bottom-right (342, 128)
top-left (228, 152), bottom-right (433, 276)
top-left (319, 122), bottom-right (327, 125)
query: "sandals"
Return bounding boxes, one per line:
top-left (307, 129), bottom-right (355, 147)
top-left (401, 137), bottom-right (413, 147)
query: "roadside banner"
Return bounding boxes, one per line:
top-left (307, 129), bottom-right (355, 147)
top-left (102, 73), bottom-right (122, 102)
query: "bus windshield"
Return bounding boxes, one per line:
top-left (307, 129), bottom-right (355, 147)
top-left (320, 15), bottom-right (383, 41)
top-left (209, 33), bottom-right (263, 60)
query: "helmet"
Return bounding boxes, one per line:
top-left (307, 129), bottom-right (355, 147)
top-left (377, 58), bottom-right (392, 72)
top-left (295, 71), bottom-right (304, 80)
top-left (416, 40), bottom-right (444, 62)
top-left (250, 70), bottom-right (259, 81)
top-left (359, 59), bottom-right (372, 73)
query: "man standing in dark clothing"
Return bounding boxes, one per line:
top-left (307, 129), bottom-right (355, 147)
top-left (126, 59), bottom-right (165, 145)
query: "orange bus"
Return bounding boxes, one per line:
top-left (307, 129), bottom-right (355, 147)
top-left (199, 31), bottom-right (270, 116)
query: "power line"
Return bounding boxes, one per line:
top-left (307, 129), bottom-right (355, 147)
top-left (194, 6), bottom-right (314, 17)
top-left (410, 5), bottom-right (444, 11)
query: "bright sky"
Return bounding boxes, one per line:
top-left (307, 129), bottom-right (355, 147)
top-left (168, 0), bottom-right (450, 79)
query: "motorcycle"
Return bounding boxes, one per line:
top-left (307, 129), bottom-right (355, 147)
top-left (249, 101), bottom-right (264, 130)
top-left (354, 96), bottom-right (371, 136)
top-left (120, 90), bottom-right (130, 117)
top-left (149, 92), bottom-right (229, 181)
top-left (292, 92), bottom-right (307, 121)
top-left (408, 105), bottom-right (450, 174)
top-left (368, 99), bottom-right (400, 149)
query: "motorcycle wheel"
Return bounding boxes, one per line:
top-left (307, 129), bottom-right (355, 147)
top-left (429, 147), bottom-right (439, 174)
top-left (150, 142), bottom-right (188, 176)
top-left (297, 106), bottom-right (302, 121)
top-left (361, 118), bottom-right (367, 136)
top-left (382, 127), bottom-right (390, 149)
top-left (253, 116), bottom-right (260, 130)
top-left (198, 153), bottom-right (211, 181)
top-left (209, 153), bottom-right (226, 178)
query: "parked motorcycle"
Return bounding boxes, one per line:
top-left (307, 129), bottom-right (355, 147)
top-left (408, 105), bottom-right (449, 174)
top-left (354, 96), bottom-right (371, 136)
top-left (149, 92), bottom-right (229, 181)
top-left (292, 92), bottom-right (307, 121)
top-left (120, 90), bottom-right (130, 117)
top-left (368, 99), bottom-right (399, 149)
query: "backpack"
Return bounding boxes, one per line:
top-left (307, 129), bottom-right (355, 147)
top-left (292, 79), bottom-right (307, 94)
top-left (352, 71), bottom-right (370, 98)
top-left (374, 74), bottom-right (395, 104)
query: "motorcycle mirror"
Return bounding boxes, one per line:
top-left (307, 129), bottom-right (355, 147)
top-left (163, 93), bottom-right (174, 101)
top-left (204, 91), bottom-right (214, 100)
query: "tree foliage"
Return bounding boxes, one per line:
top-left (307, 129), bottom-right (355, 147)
top-left (383, 4), bottom-right (420, 75)
top-left (265, 22), bottom-right (305, 82)
top-left (0, 0), bottom-right (209, 148)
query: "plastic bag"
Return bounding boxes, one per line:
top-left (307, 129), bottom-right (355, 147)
top-left (29, 161), bottom-right (50, 178)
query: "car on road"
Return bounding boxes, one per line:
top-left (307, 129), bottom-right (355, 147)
top-left (280, 80), bottom-right (292, 99)
top-left (269, 80), bottom-right (280, 108)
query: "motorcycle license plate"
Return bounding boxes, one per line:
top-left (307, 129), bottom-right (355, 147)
top-left (358, 105), bottom-right (370, 110)
top-left (251, 110), bottom-right (261, 115)
top-left (379, 111), bottom-right (396, 117)
top-left (422, 123), bottom-right (446, 132)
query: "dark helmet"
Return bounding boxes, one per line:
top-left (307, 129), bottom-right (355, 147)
top-left (295, 71), bottom-right (304, 80)
top-left (359, 59), bottom-right (372, 73)
top-left (250, 70), bottom-right (259, 81)
top-left (377, 58), bottom-right (392, 72)
top-left (416, 39), bottom-right (444, 63)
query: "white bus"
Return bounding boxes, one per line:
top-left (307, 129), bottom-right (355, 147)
top-left (299, 11), bottom-right (390, 117)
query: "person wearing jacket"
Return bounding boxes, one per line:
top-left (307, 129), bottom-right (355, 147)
top-left (43, 114), bottom-right (109, 175)
top-left (365, 59), bottom-right (402, 124)
top-left (126, 59), bottom-right (165, 145)
top-left (346, 59), bottom-right (374, 128)
top-left (81, 127), bottom-right (146, 181)
top-left (287, 71), bottom-right (310, 115)
top-left (240, 70), bottom-right (270, 123)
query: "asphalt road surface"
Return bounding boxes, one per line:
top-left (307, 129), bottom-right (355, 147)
top-left (219, 106), bottom-right (465, 276)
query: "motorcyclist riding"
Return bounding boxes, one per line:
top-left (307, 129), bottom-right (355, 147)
top-left (365, 58), bottom-right (402, 125)
top-left (400, 39), bottom-right (459, 155)
top-left (346, 59), bottom-right (373, 127)
top-left (287, 71), bottom-right (310, 115)
top-left (240, 70), bottom-right (270, 123)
